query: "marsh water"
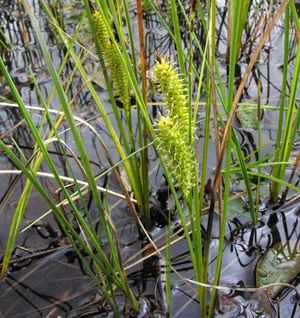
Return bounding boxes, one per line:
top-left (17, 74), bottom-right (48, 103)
top-left (0, 0), bottom-right (300, 317)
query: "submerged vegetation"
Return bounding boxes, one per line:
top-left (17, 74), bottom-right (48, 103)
top-left (0, 0), bottom-right (299, 317)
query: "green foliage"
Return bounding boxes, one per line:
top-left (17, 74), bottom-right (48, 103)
top-left (1, 0), bottom-right (298, 317)
top-left (270, 23), bottom-right (300, 203)
top-left (227, 0), bottom-right (251, 59)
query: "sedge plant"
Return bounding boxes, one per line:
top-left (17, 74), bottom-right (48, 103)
top-left (1, 0), bottom-right (300, 317)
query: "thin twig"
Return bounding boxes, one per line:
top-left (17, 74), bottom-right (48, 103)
top-left (185, 278), bottom-right (300, 299)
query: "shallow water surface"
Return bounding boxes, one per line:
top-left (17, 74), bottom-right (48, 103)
top-left (0, 1), bottom-right (300, 317)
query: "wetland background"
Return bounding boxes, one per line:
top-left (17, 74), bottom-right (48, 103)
top-left (0, 0), bottom-right (300, 317)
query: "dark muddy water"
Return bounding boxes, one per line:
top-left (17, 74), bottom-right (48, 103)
top-left (0, 0), bottom-right (300, 317)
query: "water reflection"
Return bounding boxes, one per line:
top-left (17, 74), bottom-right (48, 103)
top-left (0, 0), bottom-right (92, 108)
top-left (163, 207), bottom-right (300, 317)
top-left (0, 0), bottom-right (300, 317)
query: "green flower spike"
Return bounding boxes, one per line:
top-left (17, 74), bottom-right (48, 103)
top-left (154, 58), bottom-right (196, 197)
top-left (93, 10), bottom-right (130, 108)
top-left (157, 116), bottom-right (195, 198)
top-left (154, 57), bottom-right (193, 143)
